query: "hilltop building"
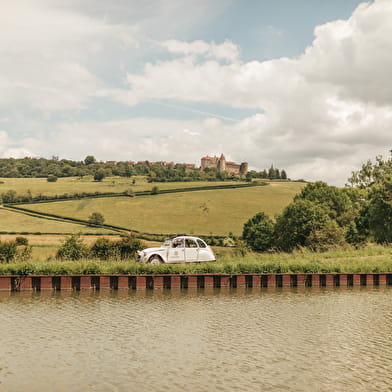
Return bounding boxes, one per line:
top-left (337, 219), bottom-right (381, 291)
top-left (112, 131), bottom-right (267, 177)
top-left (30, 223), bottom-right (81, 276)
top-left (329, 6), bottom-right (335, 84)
top-left (201, 154), bottom-right (248, 175)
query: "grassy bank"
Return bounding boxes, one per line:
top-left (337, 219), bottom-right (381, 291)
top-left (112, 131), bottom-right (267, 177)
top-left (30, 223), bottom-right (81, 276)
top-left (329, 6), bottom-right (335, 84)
top-left (1, 246), bottom-right (392, 275)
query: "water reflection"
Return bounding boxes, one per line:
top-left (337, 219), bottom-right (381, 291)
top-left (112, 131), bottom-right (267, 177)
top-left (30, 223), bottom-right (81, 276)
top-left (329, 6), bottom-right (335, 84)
top-left (1, 287), bottom-right (392, 391)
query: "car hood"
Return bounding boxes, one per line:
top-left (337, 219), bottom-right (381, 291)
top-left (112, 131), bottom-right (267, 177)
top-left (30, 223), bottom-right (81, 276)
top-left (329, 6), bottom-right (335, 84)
top-left (139, 247), bottom-right (166, 253)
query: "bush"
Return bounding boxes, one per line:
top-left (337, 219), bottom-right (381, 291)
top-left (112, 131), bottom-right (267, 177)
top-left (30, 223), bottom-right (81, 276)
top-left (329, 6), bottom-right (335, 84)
top-left (90, 238), bottom-right (119, 260)
top-left (151, 186), bottom-right (159, 195)
top-left (88, 236), bottom-right (144, 261)
top-left (0, 240), bottom-right (32, 263)
top-left (274, 200), bottom-right (331, 252)
top-left (367, 178), bottom-right (392, 243)
top-left (117, 236), bottom-right (144, 259)
top-left (242, 212), bottom-right (274, 251)
top-left (88, 212), bottom-right (105, 226)
top-left (94, 169), bottom-right (106, 182)
top-left (305, 219), bottom-right (347, 252)
top-left (47, 175), bottom-right (58, 182)
top-left (56, 234), bottom-right (89, 260)
top-left (15, 236), bottom-right (29, 246)
top-left (222, 237), bottom-right (236, 247)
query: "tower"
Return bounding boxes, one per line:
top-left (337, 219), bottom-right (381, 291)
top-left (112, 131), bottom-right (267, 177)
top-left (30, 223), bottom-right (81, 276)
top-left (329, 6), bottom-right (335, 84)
top-left (217, 153), bottom-right (226, 171)
top-left (240, 162), bottom-right (248, 175)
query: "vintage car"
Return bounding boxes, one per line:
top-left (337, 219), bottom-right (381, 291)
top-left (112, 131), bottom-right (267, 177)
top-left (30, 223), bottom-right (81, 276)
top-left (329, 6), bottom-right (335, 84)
top-left (137, 235), bottom-right (216, 264)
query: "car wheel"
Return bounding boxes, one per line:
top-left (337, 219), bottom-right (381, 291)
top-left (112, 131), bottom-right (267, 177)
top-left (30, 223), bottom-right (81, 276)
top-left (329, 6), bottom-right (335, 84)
top-left (149, 255), bottom-right (162, 264)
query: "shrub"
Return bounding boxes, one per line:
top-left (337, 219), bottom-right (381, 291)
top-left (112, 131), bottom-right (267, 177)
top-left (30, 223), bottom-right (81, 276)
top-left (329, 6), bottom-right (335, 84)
top-left (305, 220), bottom-right (347, 252)
top-left (117, 236), bottom-right (144, 259)
top-left (274, 200), bottom-right (331, 252)
top-left (222, 237), bottom-right (236, 247)
top-left (367, 178), bottom-right (392, 243)
top-left (242, 212), bottom-right (274, 251)
top-left (0, 240), bottom-right (32, 263)
top-left (94, 169), bottom-right (106, 182)
top-left (88, 212), bottom-right (105, 226)
top-left (90, 238), bottom-right (119, 260)
top-left (151, 186), bottom-right (159, 195)
top-left (15, 236), bottom-right (29, 246)
top-left (47, 175), bottom-right (58, 182)
top-left (87, 236), bottom-right (144, 261)
top-left (56, 234), bottom-right (89, 260)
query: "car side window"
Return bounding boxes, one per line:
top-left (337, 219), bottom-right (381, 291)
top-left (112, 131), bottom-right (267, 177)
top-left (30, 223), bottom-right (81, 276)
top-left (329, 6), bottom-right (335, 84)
top-left (172, 239), bottom-right (184, 248)
top-left (197, 239), bottom-right (207, 248)
top-left (185, 239), bottom-right (197, 248)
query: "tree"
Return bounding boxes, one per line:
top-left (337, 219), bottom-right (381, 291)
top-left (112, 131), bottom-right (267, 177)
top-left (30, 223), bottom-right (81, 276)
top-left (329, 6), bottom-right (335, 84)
top-left (242, 212), bottom-right (274, 251)
top-left (305, 219), bottom-right (347, 252)
top-left (268, 165), bottom-right (276, 180)
top-left (348, 151), bottom-right (392, 188)
top-left (88, 212), bottom-right (105, 226)
top-left (281, 170), bottom-right (287, 180)
top-left (56, 234), bottom-right (89, 260)
top-left (84, 155), bottom-right (96, 165)
top-left (94, 169), bottom-right (106, 182)
top-left (367, 177), bottom-right (392, 243)
top-left (90, 238), bottom-right (119, 260)
top-left (294, 181), bottom-right (353, 226)
top-left (274, 199), bottom-right (331, 252)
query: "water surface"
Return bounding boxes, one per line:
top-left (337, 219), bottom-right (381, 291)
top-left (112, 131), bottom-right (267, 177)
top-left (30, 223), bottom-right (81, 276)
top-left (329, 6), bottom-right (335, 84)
top-left (1, 287), bottom-right (391, 391)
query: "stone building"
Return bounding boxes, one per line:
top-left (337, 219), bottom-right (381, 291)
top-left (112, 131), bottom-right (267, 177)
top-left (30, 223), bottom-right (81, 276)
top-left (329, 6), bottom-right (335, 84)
top-left (200, 154), bottom-right (248, 175)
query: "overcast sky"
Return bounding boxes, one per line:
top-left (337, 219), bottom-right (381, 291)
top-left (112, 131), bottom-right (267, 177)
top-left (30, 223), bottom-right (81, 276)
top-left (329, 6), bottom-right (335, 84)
top-left (1, 0), bottom-right (391, 185)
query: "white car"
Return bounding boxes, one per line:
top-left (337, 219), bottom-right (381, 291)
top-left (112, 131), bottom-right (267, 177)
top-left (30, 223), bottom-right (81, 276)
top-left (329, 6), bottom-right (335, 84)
top-left (137, 235), bottom-right (216, 264)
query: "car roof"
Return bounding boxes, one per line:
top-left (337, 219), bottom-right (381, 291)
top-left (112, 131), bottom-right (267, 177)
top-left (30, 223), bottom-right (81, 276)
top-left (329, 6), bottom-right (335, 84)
top-left (168, 235), bottom-right (205, 241)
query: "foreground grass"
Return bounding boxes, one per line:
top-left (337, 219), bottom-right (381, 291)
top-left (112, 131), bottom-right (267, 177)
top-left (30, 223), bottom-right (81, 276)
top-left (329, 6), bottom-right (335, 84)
top-left (2, 246), bottom-right (392, 275)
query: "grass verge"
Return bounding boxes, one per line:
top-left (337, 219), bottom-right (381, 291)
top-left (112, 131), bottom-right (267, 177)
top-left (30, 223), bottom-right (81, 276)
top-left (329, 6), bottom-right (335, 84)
top-left (1, 245), bottom-right (392, 275)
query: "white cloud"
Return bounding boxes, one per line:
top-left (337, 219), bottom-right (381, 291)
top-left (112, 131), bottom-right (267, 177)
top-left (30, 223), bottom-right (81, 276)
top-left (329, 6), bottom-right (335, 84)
top-left (162, 39), bottom-right (239, 61)
top-left (2, 0), bottom-right (392, 185)
top-left (0, 131), bottom-right (37, 158)
top-left (110, 0), bottom-right (392, 185)
top-left (0, 0), bottom-right (136, 111)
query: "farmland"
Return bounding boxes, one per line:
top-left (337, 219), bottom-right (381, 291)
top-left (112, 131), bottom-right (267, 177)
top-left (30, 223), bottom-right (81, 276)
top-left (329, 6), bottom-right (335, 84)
top-left (0, 208), bottom-right (117, 235)
top-left (0, 176), bottom-right (242, 197)
top-left (17, 181), bottom-right (305, 236)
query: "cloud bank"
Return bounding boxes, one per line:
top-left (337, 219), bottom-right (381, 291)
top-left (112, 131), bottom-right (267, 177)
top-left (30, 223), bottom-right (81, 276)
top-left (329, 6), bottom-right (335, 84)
top-left (0, 0), bottom-right (391, 185)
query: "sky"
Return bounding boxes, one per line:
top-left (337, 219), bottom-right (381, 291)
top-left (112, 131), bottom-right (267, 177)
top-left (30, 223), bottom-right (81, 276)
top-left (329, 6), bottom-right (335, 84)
top-left (1, 0), bottom-right (391, 185)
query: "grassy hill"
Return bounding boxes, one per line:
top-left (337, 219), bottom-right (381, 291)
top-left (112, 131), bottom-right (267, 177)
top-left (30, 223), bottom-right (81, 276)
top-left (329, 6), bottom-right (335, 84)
top-left (19, 182), bottom-right (305, 236)
top-left (0, 176), bottom-right (242, 197)
top-left (0, 208), bottom-right (117, 234)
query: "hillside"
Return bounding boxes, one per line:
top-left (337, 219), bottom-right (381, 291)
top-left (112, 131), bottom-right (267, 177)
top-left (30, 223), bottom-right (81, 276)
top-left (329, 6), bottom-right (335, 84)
top-left (0, 176), bottom-right (242, 197)
top-left (0, 208), bottom-right (117, 234)
top-left (17, 182), bottom-right (305, 236)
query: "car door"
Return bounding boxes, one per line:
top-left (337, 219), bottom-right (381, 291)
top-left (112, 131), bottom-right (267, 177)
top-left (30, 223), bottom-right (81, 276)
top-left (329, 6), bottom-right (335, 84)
top-left (185, 238), bottom-right (199, 262)
top-left (167, 238), bottom-right (185, 263)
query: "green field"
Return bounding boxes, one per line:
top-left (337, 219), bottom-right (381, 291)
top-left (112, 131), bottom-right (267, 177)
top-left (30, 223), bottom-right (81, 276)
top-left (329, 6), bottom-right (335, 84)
top-left (0, 208), bottom-right (117, 234)
top-left (0, 176), bottom-right (243, 197)
top-left (19, 182), bottom-right (305, 236)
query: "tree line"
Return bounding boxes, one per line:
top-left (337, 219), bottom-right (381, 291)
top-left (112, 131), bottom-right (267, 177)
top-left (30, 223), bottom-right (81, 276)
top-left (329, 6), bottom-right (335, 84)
top-left (243, 152), bottom-right (392, 252)
top-left (0, 156), bottom-right (287, 183)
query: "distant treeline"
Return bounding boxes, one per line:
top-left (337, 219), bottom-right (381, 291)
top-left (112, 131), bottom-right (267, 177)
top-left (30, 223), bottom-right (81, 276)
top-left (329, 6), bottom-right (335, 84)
top-left (0, 156), bottom-right (287, 182)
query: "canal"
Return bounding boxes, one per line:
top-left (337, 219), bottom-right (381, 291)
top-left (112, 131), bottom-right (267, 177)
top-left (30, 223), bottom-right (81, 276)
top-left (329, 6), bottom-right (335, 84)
top-left (1, 287), bottom-right (391, 391)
